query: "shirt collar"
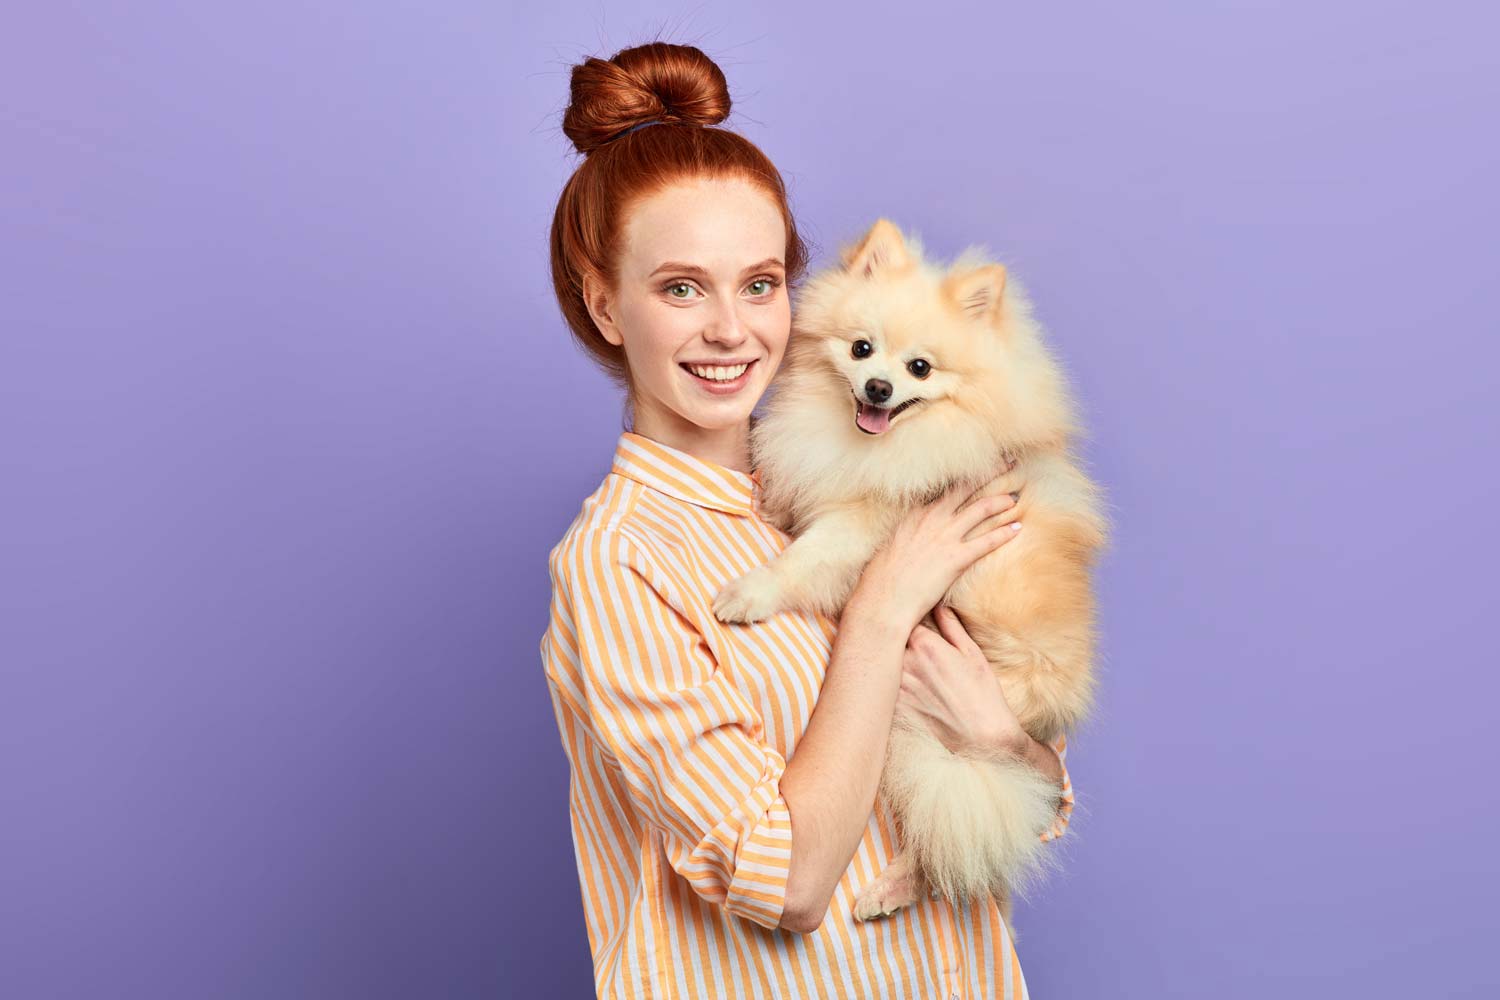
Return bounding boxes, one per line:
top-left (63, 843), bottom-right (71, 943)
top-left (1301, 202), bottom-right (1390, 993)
top-left (610, 431), bottom-right (760, 517)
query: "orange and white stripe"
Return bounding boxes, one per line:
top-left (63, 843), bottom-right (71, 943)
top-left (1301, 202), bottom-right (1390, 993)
top-left (541, 430), bottom-right (1075, 999)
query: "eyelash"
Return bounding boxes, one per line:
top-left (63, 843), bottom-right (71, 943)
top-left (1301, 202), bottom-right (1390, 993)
top-left (662, 276), bottom-right (784, 300)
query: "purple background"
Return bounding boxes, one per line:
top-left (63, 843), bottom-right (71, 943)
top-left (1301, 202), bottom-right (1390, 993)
top-left (4, 2), bottom-right (1496, 997)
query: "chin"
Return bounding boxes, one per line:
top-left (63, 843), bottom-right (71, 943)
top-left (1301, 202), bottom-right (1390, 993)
top-left (719, 218), bottom-right (1114, 927)
top-left (695, 410), bottom-right (755, 434)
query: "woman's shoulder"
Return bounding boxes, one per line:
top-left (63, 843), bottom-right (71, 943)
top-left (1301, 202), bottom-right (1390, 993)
top-left (546, 471), bottom-right (691, 586)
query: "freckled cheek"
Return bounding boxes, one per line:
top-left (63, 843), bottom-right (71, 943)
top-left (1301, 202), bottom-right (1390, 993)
top-left (756, 309), bottom-right (793, 363)
top-left (635, 321), bottom-right (693, 377)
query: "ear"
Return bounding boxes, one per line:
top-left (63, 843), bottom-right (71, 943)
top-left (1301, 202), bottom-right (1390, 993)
top-left (582, 273), bottom-right (624, 347)
top-left (942, 263), bottom-right (1007, 324)
top-left (841, 218), bottom-right (914, 278)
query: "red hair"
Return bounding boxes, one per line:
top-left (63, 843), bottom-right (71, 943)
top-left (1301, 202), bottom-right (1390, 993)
top-left (548, 42), bottom-right (811, 418)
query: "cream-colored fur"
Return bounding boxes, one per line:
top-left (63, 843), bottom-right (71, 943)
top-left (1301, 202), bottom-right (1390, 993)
top-left (880, 712), bottom-right (1065, 903)
top-left (713, 218), bottom-right (1110, 932)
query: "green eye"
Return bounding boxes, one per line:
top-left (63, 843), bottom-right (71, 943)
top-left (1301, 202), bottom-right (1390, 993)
top-left (666, 283), bottom-right (694, 299)
top-left (749, 276), bottom-right (782, 298)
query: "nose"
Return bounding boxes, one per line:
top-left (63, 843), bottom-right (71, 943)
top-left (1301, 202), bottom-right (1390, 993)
top-left (703, 299), bottom-right (749, 348)
top-left (864, 378), bottom-right (892, 404)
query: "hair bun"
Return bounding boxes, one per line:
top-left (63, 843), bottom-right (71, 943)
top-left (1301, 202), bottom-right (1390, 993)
top-left (562, 42), bottom-right (732, 155)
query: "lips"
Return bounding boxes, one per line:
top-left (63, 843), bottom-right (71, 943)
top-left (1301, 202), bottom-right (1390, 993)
top-left (854, 395), bottom-right (923, 435)
top-left (681, 359), bottom-right (758, 394)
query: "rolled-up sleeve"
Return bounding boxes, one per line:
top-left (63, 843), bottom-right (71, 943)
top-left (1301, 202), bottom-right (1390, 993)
top-left (547, 527), bottom-right (794, 930)
top-left (1039, 732), bottom-right (1075, 843)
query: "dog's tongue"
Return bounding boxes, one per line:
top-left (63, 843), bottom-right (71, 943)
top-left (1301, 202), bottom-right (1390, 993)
top-left (856, 403), bottom-right (891, 435)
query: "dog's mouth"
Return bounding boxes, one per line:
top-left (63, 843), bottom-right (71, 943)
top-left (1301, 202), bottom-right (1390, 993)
top-left (853, 394), bottom-right (925, 435)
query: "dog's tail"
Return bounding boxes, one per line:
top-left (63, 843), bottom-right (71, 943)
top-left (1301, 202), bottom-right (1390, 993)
top-left (882, 715), bottom-right (1065, 904)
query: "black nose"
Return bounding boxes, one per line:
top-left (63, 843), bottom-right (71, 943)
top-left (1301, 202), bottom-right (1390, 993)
top-left (864, 378), bottom-right (892, 404)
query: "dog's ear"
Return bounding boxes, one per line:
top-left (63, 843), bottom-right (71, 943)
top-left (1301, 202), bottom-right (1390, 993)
top-left (942, 263), bottom-right (1007, 325)
top-left (842, 218), bottom-right (913, 278)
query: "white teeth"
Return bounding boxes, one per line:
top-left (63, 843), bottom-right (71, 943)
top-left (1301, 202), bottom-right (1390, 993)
top-left (686, 362), bottom-right (749, 382)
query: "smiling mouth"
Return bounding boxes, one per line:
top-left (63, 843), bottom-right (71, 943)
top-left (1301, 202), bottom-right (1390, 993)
top-left (853, 394), bottom-right (925, 435)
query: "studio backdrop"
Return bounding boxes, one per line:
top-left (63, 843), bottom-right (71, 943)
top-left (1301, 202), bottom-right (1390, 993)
top-left (3, 2), bottom-right (1495, 998)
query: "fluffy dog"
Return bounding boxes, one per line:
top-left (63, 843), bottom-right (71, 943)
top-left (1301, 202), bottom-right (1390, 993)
top-left (713, 218), bottom-right (1110, 934)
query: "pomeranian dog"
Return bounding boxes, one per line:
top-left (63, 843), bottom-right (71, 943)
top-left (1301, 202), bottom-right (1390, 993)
top-left (712, 218), bottom-right (1110, 934)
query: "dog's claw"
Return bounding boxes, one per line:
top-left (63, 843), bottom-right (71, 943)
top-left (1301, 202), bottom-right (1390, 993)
top-left (712, 567), bottom-right (782, 624)
top-left (854, 865), bottom-right (924, 922)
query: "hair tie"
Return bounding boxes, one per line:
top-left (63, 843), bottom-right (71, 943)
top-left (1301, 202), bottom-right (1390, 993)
top-left (608, 119), bottom-right (668, 144)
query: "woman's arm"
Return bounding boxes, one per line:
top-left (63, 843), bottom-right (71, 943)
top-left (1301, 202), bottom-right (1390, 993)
top-left (990, 730), bottom-right (1074, 841)
top-left (896, 605), bottom-right (1076, 843)
top-left (776, 581), bottom-right (912, 933)
top-left (547, 528), bottom-right (806, 931)
top-left (776, 487), bottom-right (1024, 934)
top-left (1000, 729), bottom-right (1065, 787)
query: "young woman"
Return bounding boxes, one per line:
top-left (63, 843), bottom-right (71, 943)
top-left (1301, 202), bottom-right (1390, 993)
top-left (541, 42), bottom-right (1074, 1000)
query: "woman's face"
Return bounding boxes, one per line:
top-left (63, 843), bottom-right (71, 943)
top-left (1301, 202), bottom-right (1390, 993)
top-left (586, 176), bottom-right (791, 453)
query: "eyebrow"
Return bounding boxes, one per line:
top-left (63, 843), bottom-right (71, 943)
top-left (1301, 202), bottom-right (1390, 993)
top-left (648, 257), bottom-right (785, 280)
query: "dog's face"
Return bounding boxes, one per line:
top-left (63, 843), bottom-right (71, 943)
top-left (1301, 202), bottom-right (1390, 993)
top-left (752, 218), bottom-right (1079, 506)
top-left (832, 319), bottom-right (968, 438)
top-left (786, 219), bottom-right (1019, 448)
top-left (753, 218), bottom-right (1078, 506)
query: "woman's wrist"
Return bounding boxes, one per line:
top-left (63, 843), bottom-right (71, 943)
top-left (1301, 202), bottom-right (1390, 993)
top-left (985, 728), bottom-right (1064, 786)
top-left (958, 724), bottom-right (1023, 759)
top-left (844, 571), bottom-right (921, 637)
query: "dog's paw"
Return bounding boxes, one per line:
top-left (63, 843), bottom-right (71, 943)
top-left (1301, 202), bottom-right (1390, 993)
top-left (853, 867), bottom-right (923, 922)
top-left (981, 466), bottom-right (1026, 505)
top-left (713, 567), bottom-right (782, 624)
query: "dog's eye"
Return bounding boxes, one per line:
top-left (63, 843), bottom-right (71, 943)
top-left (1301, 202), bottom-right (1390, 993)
top-left (851, 339), bottom-right (873, 359)
top-left (907, 358), bottom-right (931, 379)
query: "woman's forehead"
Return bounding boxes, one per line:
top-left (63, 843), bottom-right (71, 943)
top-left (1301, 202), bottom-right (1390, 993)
top-left (621, 182), bottom-right (784, 275)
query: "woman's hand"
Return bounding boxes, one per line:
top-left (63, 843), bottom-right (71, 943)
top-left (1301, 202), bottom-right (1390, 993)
top-left (896, 605), bottom-right (1027, 757)
top-left (855, 464), bottom-right (1025, 633)
top-left (962, 454), bottom-right (1028, 538)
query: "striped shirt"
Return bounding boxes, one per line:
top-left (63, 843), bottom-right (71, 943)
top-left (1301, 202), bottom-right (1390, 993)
top-left (540, 430), bottom-right (1075, 999)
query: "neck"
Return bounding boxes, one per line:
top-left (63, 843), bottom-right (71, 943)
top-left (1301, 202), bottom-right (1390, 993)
top-left (630, 406), bottom-right (754, 474)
